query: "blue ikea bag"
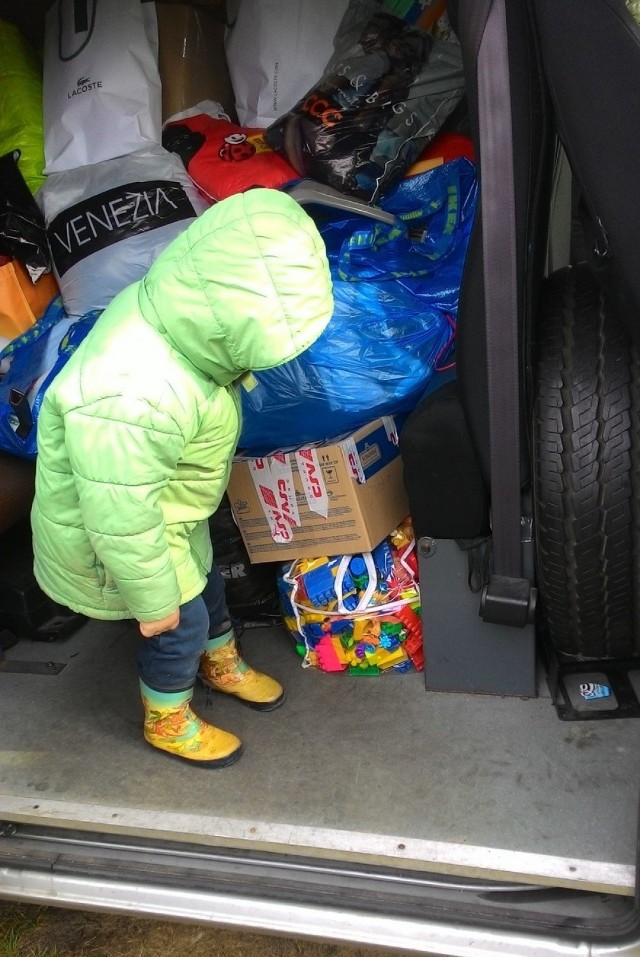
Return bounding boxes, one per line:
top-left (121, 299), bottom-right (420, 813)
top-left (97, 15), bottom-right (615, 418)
top-left (238, 158), bottom-right (477, 454)
top-left (0, 295), bottom-right (100, 459)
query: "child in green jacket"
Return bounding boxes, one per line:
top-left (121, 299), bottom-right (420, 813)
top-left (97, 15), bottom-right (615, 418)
top-left (31, 189), bottom-right (334, 766)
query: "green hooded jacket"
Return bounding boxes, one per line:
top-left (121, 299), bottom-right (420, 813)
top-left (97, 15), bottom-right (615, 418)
top-left (31, 189), bottom-right (333, 622)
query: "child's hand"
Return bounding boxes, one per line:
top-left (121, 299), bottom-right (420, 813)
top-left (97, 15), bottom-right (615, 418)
top-left (139, 610), bottom-right (180, 638)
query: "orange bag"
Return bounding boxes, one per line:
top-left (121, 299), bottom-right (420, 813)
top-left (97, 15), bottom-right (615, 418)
top-left (0, 259), bottom-right (59, 340)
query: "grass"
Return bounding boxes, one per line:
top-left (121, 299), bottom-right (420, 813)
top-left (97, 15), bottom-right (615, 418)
top-left (0, 905), bottom-right (58, 957)
top-left (0, 903), bottom-right (402, 957)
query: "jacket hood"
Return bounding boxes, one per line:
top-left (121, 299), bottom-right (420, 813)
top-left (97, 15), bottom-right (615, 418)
top-left (138, 189), bottom-right (334, 385)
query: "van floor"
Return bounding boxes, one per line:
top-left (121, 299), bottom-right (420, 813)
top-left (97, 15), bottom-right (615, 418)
top-left (0, 619), bottom-right (637, 896)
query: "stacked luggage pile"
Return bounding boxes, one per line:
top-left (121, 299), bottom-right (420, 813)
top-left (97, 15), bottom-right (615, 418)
top-left (0, 0), bottom-right (476, 671)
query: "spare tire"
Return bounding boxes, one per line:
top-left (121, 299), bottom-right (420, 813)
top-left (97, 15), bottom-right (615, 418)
top-left (533, 264), bottom-right (640, 660)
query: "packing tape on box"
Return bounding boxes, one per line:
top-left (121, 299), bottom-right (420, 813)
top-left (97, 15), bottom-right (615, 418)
top-left (246, 421), bottom-right (398, 544)
top-left (247, 445), bottom-right (334, 543)
top-left (248, 455), bottom-right (297, 544)
top-left (339, 437), bottom-right (364, 484)
top-left (338, 416), bottom-right (398, 484)
top-left (381, 415), bottom-right (399, 446)
top-left (294, 447), bottom-right (328, 518)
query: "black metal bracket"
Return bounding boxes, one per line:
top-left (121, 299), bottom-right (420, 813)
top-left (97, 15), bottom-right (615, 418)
top-left (479, 575), bottom-right (537, 627)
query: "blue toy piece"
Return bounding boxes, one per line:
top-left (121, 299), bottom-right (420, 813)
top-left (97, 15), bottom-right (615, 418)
top-left (301, 562), bottom-right (358, 610)
top-left (331, 618), bottom-right (353, 634)
top-left (371, 540), bottom-right (394, 581)
top-left (380, 633), bottom-right (401, 651)
top-left (276, 574), bottom-right (297, 618)
top-left (301, 623), bottom-right (327, 646)
top-left (393, 660), bottom-right (415, 673)
top-left (348, 555), bottom-right (369, 590)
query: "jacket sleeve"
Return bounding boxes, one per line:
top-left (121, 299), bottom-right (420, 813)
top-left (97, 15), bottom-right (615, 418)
top-left (63, 395), bottom-right (189, 621)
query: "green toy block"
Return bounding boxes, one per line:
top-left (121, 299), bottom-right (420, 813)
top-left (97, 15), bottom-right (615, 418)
top-left (348, 664), bottom-right (380, 676)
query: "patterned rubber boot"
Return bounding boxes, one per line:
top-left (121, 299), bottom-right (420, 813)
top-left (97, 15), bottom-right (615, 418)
top-left (140, 681), bottom-right (242, 767)
top-left (198, 631), bottom-right (285, 712)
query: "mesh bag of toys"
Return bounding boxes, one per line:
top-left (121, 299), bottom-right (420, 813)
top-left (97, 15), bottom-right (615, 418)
top-left (277, 517), bottom-right (423, 675)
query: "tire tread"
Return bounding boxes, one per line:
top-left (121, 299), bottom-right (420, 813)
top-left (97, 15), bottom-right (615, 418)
top-left (534, 265), bottom-right (640, 659)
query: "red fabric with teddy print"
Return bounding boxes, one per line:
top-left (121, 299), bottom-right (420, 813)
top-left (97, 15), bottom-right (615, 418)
top-left (163, 114), bottom-right (299, 203)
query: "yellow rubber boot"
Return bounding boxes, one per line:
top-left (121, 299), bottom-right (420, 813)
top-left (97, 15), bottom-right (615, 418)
top-left (199, 632), bottom-right (285, 712)
top-left (140, 681), bottom-right (242, 767)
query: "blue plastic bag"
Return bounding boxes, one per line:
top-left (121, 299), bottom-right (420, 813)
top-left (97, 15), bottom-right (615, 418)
top-left (0, 296), bottom-right (100, 459)
top-left (238, 158), bottom-right (477, 454)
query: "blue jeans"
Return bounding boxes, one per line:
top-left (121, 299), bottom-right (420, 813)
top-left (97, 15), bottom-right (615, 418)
top-left (137, 562), bottom-right (232, 693)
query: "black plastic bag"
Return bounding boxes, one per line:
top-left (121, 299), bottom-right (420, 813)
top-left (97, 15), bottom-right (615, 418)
top-left (0, 150), bottom-right (50, 280)
top-left (265, 3), bottom-right (465, 202)
top-left (209, 494), bottom-right (281, 622)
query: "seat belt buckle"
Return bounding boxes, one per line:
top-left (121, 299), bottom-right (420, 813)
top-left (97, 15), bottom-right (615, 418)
top-left (480, 575), bottom-right (537, 627)
top-left (9, 389), bottom-right (32, 439)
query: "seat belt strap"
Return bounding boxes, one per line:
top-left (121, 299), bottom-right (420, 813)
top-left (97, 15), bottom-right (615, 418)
top-left (458, 0), bottom-right (536, 625)
top-left (477, 0), bottom-right (522, 579)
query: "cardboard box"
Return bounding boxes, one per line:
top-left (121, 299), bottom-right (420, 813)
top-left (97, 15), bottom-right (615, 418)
top-left (156, 2), bottom-right (236, 122)
top-left (226, 419), bottom-right (410, 564)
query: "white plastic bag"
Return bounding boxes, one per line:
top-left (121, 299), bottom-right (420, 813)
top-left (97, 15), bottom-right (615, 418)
top-left (37, 147), bottom-right (208, 316)
top-left (43, 0), bottom-right (162, 173)
top-left (224, 0), bottom-right (349, 127)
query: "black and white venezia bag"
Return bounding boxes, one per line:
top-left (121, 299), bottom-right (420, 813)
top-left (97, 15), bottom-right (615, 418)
top-left (37, 147), bottom-right (209, 317)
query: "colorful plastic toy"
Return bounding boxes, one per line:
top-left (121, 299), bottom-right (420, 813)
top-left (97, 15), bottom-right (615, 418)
top-left (278, 516), bottom-right (424, 675)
